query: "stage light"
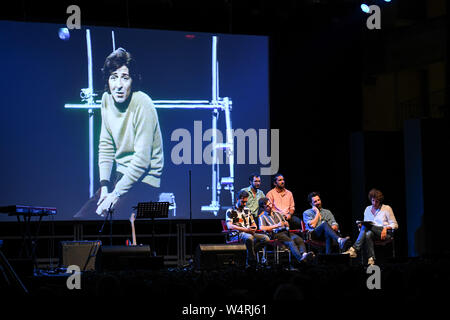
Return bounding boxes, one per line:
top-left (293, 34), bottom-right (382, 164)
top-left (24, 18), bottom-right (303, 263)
top-left (58, 27), bottom-right (70, 41)
top-left (361, 1), bottom-right (392, 14)
top-left (361, 4), bottom-right (370, 13)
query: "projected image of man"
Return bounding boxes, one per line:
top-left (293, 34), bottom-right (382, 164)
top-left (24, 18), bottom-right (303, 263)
top-left (74, 48), bottom-right (163, 219)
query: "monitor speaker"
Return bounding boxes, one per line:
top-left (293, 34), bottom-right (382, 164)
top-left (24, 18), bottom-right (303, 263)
top-left (195, 244), bottom-right (246, 270)
top-left (98, 245), bottom-right (162, 271)
top-left (60, 241), bottom-right (102, 271)
top-left (317, 253), bottom-right (350, 265)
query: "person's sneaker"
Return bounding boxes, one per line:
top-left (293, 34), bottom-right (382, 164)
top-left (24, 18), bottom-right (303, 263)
top-left (343, 246), bottom-right (357, 258)
top-left (368, 257), bottom-right (375, 265)
top-left (300, 251), bottom-right (314, 263)
top-left (288, 265), bottom-right (299, 271)
top-left (337, 236), bottom-right (350, 250)
top-left (260, 256), bottom-right (267, 265)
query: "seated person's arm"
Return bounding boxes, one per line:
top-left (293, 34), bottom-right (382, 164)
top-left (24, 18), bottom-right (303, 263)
top-left (287, 197), bottom-right (295, 220)
top-left (259, 222), bottom-right (282, 232)
top-left (303, 210), bottom-right (317, 229)
top-left (308, 210), bottom-right (320, 229)
top-left (227, 221), bottom-right (248, 233)
top-left (327, 212), bottom-right (339, 231)
top-left (386, 206), bottom-right (398, 230)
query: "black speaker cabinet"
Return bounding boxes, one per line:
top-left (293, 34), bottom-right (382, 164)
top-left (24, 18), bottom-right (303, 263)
top-left (98, 245), bottom-right (162, 271)
top-left (195, 244), bottom-right (246, 270)
top-left (317, 253), bottom-right (350, 265)
top-left (60, 241), bottom-right (102, 271)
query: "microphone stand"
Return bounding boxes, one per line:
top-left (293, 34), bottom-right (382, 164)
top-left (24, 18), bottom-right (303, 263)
top-left (99, 204), bottom-right (114, 245)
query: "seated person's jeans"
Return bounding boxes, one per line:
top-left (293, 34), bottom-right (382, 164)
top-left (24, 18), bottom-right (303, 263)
top-left (353, 225), bottom-right (392, 260)
top-left (273, 231), bottom-right (307, 263)
top-left (238, 232), bottom-right (270, 265)
top-left (288, 215), bottom-right (302, 230)
top-left (311, 222), bottom-right (340, 254)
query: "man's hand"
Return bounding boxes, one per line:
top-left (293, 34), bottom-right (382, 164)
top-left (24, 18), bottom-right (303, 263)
top-left (247, 226), bottom-right (256, 235)
top-left (331, 224), bottom-right (339, 232)
top-left (313, 207), bottom-right (321, 221)
top-left (310, 206), bottom-right (321, 228)
top-left (380, 227), bottom-right (387, 240)
top-left (96, 190), bottom-right (120, 216)
top-left (97, 186), bottom-right (109, 206)
top-left (284, 213), bottom-right (292, 220)
top-left (313, 206), bottom-right (321, 217)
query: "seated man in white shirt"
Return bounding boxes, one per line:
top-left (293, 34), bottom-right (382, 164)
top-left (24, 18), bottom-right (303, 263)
top-left (343, 188), bottom-right (398, 265)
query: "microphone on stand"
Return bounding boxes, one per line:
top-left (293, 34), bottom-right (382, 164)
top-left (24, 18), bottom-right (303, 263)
top-left (279, 211), bottom-right (289, 231)
top-left (99, 201), bottom-right (114, 234)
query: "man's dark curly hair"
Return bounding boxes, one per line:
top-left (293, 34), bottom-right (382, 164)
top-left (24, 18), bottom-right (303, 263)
top-left (101, 47), bottom-right (142, 93)
top-left (307, 192), bottom-right (321, 204)
top-left (257, 197), bottom-right (270, 216)
top-left (237, 190), bottom-right (250, 200)
top-left (368, 188), bottom-right (384, 203)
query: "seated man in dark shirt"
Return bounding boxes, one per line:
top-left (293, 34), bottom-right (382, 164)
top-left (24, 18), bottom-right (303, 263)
top-left (225, 190), bottom-right (270, 268)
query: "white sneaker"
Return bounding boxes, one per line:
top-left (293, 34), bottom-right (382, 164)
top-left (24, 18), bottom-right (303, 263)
top-left (343, 247), bottom-right (357, 258)
top-left (337, 236), bottom-right (350, 250)
top-left (300, 251), bottom-right (314, 263)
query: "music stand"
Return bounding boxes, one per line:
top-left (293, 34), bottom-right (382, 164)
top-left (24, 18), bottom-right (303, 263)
top-left (135, 202), bottom-right (169, 255)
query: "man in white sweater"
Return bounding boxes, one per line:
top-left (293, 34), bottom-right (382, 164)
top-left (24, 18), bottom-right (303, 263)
top-left (74, 48), bottom-right (163, 219)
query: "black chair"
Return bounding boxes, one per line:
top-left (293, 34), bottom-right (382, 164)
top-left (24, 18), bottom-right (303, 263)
top-left (374, 230), bottom-right (396, 258)
top-left (221, 220), bottom-right (240, 244)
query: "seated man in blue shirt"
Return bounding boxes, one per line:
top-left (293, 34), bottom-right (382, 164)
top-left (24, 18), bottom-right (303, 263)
top-left (258, 197), bottom-right (314, 264)
top-left (303, 192), bottom-right (349, 254)
top-left (226, 190), bottom-right (270, 268)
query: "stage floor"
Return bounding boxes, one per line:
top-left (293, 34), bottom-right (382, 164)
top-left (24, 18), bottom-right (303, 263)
top-left (5, 255), bottom-right (449, 304)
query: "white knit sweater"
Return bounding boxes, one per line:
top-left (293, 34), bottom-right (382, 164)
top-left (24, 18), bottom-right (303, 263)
top-left (98, 91), bottom-right (163, 195)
